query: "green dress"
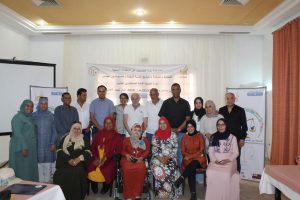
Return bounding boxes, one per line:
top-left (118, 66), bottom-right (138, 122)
top-left (53, 136), bottom-right (91, 200)
top-left (9, 100), bottom-right (38, 181)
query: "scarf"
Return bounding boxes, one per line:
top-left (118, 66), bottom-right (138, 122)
top-left (186, 119), bottom-right (198, 136)
top-left (62, 123), bottom-right (84, 155)
top-left (19, 99), bottom-right (33, 117)
top-left (36, 97), bottom-right (51, 115)
top-left (205, 100), bottom-right (219, 118)
top-left (130, 123), bottom-right (146, 150)
top-left (211, 119), bottom-right (230, 146)
top-left (97, 116), bottom-right (118, 148)
top-left (155, 116), bottom-right (172, 140)
top-left (192, 97), bottom-right (205, 121)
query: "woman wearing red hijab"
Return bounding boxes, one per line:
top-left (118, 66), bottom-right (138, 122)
top-left (151, 117), bottom-right (181, 199)
top-left (87, 116), bottom-right (123, 194)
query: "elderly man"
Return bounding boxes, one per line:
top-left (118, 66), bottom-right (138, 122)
top-left (123, 93), bottom-right (147, 137)
top-left (146, 88), bottom-right (163, 144)
top-left (219, 92), bottom-right (248, 172)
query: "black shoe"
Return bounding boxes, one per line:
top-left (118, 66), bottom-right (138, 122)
top-left (190, 192), bottom-right (197, 200)
top-left (100, 182), bottom-right (111, 194)
top-left (174, 176), bottom-right (184, 188)
top-left (91, 182), bottom-right (98, 194)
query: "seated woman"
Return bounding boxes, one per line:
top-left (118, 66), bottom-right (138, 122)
top-left (121, 123), bottom-right (150, 200)
top-left (151, 117), bottom-right (181, 199)
top-left (87, 116), bottom-right (123, 194)
top-left (53, 122), bottom-right (91, 200)
top-left (174, 119), bottom-right (207, 200)
top-left (205, 118), bottom-right (240, 200)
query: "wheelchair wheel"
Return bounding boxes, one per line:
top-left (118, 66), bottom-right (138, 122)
top-left (146, 189), bottom-right (154, 200)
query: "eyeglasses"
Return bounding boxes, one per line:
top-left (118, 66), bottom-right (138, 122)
top-left (205, 105), bottom-right (212, 108)
top-left (217, 123), bottom-right (225, 127)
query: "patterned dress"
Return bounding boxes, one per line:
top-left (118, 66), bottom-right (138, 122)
top-left (151, 132), bottom-right (181, 199)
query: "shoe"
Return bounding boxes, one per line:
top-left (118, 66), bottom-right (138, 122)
top-left (190, 192), bottom-right (197, 200)
top-left (174, 176), bottom-right (184, 188)
top-left (100, 182), bottom-right (111, 194)
top-left (91, 182), bottom-right (98, 194)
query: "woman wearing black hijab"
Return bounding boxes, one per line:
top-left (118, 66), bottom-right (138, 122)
top-left (190, 97), bottom-right (206, 131)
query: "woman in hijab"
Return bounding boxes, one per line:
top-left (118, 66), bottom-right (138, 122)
top-left (174, 119), bottom-right (207, 200)
top-left (151, 116), bottom-right (181, 199)
top-left (33, 97), bottom-right (57, 183)
top-left (9, 99), bottom-right (38, 181)
top-left (190, 97), bottom-right (206, 131)
top-left (121, 123), bottom-right (150, 200)
top-left (53, 122), bottom-right (91, 200)
top-left (200, 100), bottom-right (223, 152)
top-left (205, 118), bottom-right (239, 200)
top-left (87, 116), bottom-right (123, 194)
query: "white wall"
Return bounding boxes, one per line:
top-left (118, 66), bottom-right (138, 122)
top-left (0, 21), bottom-right (30, 163)
top-left (0, 21), bottom-right (29, 60)
top-left (62, 34), bottom-right (264, 105)
top-left (29, 35), bottom-right (65, 87)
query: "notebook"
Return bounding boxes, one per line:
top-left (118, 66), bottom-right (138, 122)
top-left (3, 184), bottom-right (47, 195)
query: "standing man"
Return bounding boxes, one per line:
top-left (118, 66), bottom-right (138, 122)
top-left (146, 88), bottom-right (163, 143)
top-left (123, 93), bottom-right (147, 137)
top-left (158, 83), bottom-right (191, 167)
top-left (219, 92), bottom-right (248, 172)
top-left (90, 85), bottom-right (115, 132)
top-left (54, 92), bottom-right (79, 143)
top-left (73, 88), bottom-right (91, 141)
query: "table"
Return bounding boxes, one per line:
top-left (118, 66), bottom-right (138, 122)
top-left (0, 181), bottom-right (65, 200)
top-left (259, 165), bottom-right (300, 200)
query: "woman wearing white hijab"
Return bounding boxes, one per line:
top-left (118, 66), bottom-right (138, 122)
top-left (53, 122), bottom-right (91, 200)
top-left (199, 100), bottom-right (223, 152)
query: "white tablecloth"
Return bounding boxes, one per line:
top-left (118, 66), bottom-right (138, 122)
top-left (27, 184), bottom-right (65, 200)
top-left (259, 168), bottom-right (300, 200)
top-left (1, 181), bottom-right (65, 200)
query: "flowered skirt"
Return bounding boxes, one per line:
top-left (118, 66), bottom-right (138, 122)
top-left (151, 158), bottom-right (181, 199)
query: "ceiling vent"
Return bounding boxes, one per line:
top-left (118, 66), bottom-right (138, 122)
top-left (220, 0), bottom-right (250, 5)
top-left (32, 0), bottom-right (59, 6)
top-left (219, 31), bottom-right (250, 34)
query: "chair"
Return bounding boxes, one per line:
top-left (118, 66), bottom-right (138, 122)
top-left (113, 154), bottom-right (154, 200)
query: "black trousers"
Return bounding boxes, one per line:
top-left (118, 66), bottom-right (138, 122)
top-left (182, 160), bottom-right (201, 193)
top-left (237, 143), bottom-right (241, 173)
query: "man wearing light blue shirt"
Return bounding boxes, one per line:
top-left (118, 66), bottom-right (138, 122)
top-left (90, 85), bottom-right (115, 131)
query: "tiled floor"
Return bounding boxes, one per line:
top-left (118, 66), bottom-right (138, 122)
top-left (85, 180), bottom-right (289, 200)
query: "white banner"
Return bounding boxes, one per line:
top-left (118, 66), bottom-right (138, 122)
top-left (227, 87), bottom-right (266, 181)
top-left (30, 86), bottom-right (68, 113)
top-left (86, 64), bottom-right (191, 105)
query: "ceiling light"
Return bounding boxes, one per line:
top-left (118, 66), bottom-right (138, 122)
top-left (140, 20), bottom-right (146, 24)
top-left (168, 20), bottom-right (176, 24)
top-left (111, 20), bottom-right (117, 25)
top-left (36, 19), bottom-right (48, 26)
top-left (135, 8), bottom-right (145, 16)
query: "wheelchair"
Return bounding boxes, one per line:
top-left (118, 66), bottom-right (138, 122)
top-left (113, 154), bottom-right (155, 200)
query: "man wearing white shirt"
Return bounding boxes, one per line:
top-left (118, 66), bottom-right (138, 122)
top-left (123, 93), bottom-right (147, 137)
top-left (146, 88), bottom-right (163, 144)
top-left (73, 88), bottom-right (90, 139)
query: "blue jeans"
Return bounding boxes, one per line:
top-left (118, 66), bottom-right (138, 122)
top-left (177, 132), bottom-right (184, 167)
top-left (146, 133), bottom-right (154, 145)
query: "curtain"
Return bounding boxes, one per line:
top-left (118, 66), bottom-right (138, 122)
top-left (271, 17), bottom-right (300, 165)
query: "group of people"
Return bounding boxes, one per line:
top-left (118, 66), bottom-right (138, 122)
top-left (9, 83), bottom-right (248, 200)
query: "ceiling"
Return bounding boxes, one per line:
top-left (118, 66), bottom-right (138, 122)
top-left (0, 0), bottom-right (283, 26)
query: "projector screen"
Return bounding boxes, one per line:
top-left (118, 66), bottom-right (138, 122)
top-left (0, 59), bottom-right (55, 134)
